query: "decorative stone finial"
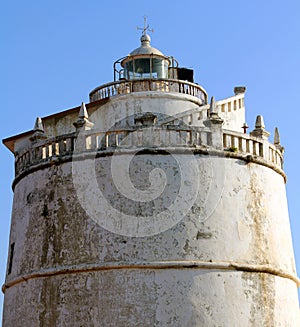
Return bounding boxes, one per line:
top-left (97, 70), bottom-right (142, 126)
top-left (203, 97), bottom-right (223, 150)
top-left (205, 96), bottom-right (223, 125)
top-left (274, 127), bottom-right (280, 145)
top-left (30, 117), bottom-right (47, 142)
top-left (250, 115), bottom-right (270, 140)
top-left (234, 86), bottom-right (246, 95)
top-left (210, 96), bottom-right (216, 114)
top-left (79, 102), bottom-right (89, 119)
top-left (255, 115), bottom-right (265, 129)
top-left (73, 102), bottom-right (94, 131)
top-left (202, 97), bottom-right (223, 149)
top-left (274, 127), bottom-right (284, 153)
top-left (34, 117), bottom-right (44, 132)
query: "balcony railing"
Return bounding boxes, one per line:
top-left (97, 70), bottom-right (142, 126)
top-left (223, 130), bottom-right (283, 168)
top-left (89, 79), bottom-right (208, 104)
top-left (14, 127), bottom-right (284, 181)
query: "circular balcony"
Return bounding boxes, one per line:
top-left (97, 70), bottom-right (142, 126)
top-left (89, 79), bottom-right (208, 104)
top-left (13, 126), bottom-right (284, 189)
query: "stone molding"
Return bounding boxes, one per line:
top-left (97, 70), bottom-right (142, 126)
top-left (3, 259), bottom-right (300, 294)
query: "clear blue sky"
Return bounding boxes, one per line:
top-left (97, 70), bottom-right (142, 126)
top-left (1, 0), bottom-right (299, 319)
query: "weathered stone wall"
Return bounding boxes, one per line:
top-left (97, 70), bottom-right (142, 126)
top-left (3, 154), bottom-right (299, 326)
top-left (3, 270), bottom-right (299, 326)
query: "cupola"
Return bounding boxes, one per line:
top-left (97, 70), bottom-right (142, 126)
top-left (120, 32), bottom-right (170, 80)
top-left (113, 17), bottom-right (177, 81)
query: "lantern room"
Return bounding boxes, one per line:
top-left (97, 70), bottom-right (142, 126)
top-left (120, 33), bottom-right (170, 80)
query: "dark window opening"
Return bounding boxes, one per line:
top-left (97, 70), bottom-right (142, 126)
top-left (8, 242), bottom-right (15, 275)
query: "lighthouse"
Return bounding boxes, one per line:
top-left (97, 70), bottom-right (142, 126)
top-left (2, 20), bottom-right (300, 326)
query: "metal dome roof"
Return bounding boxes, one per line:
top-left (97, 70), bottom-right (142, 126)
top-left (129, 34), bottom-right (165, 57)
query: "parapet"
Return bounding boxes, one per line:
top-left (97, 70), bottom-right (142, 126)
top-left (4, 100), bottom-right (285, 189)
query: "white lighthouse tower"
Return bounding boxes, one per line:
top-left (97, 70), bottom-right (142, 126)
top-left (2, 21), bottom-right (300, 326)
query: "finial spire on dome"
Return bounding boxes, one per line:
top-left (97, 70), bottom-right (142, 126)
top-left (137, 15), bottom-right (154, 37)
top-left (137, 16), bottom-right (154, 46)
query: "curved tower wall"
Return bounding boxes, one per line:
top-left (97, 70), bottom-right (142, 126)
top-left (3, 86), bottom-right (299, 325)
